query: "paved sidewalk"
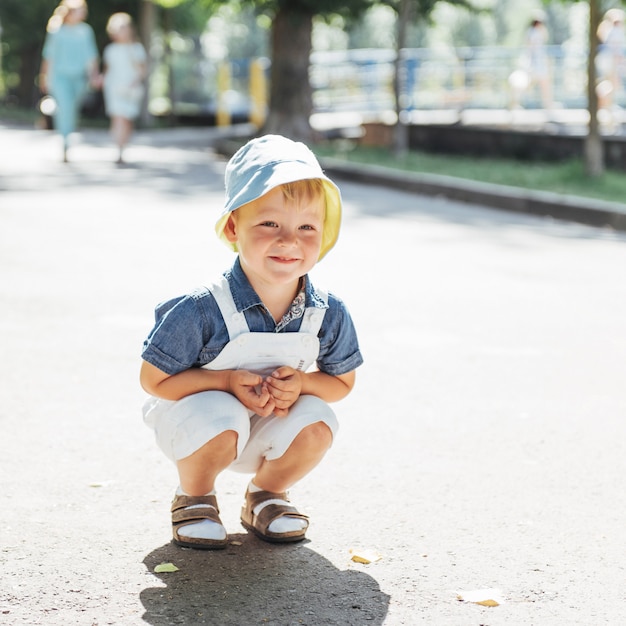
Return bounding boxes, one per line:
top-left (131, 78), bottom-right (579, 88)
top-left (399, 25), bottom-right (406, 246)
top-left (1, 124), bottom-right (626, 625)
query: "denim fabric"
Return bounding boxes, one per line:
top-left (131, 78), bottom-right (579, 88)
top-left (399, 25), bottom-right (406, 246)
top-left (141, 258), bottom-right (363, 377)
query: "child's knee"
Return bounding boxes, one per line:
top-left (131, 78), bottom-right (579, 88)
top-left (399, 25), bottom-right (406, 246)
top-left (215, 429), bottom-right (239, 456)
top-left (297, 420), bottom-right (333, 450)
top-left (295, 395), bottom-right (339, 438)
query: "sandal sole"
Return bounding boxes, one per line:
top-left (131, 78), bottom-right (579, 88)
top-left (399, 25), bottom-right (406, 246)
top-left (240, 518), bottom-right (307, 544)
top-left (173, 536), bottom-right (229, 550)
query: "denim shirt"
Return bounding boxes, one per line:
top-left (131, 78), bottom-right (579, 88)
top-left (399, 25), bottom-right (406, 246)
top-left (141, 258), bottom-right (363, 377)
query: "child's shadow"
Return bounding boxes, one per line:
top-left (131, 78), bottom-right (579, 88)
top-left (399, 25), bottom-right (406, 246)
top-left (141, 534), bottom-right (390, 625)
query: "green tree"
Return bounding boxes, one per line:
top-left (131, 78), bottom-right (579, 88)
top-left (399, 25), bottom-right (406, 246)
top-left (0, 0), bottom-right (56, 106)
top-left (382, 0), bottom-right (478, 154)
top-left (585, 0), bottom-right (602, 176)
top-left (194, 0), bottom-right (377, 140)
top-left (557, 0), bottom-right (613, 177)
top-left (198, 0), bottom-right (482, 141)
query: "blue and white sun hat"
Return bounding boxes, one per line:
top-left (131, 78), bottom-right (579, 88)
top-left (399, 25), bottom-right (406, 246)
top-left (215, 134), bottom-right (342, 261)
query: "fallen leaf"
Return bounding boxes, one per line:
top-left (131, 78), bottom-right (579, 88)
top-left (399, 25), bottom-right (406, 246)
top-left (230, 541), bottom-right (243, 546)
top-left (456, 588), bottom-right (502, 607)
top-left (88, 480), bottom-right (113, 488)
top-left (349, 548), bottom-right (382, 564)
top-left (154, 562), bottom-right (179, 573)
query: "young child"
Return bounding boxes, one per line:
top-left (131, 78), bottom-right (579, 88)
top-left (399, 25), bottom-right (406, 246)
top-left (140, 135), bottom-right (363, 549)
top-left (102, 12), bottom-right (147, 164)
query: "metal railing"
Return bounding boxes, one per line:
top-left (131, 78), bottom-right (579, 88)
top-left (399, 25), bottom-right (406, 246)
top-left (310, 45), bottom-right (591, 113)
top-left (156, 44), bottom-right (610, 123)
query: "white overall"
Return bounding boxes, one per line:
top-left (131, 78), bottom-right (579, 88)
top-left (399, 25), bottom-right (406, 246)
top-left (143, 277), bottom-right (339, 473)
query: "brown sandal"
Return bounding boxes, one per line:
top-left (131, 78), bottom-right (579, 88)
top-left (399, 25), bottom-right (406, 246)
top-left (171, 494), bottom-right (228, 550)
top-left (240, 490), bottom-right (309, 543)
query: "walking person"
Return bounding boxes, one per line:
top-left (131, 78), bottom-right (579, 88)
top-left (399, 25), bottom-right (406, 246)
top-left (140, 135), bottom-right (363, 549)
top-left (39, 0), bottom-right (100, 162)
top-left (525, 12), bottom-right (552, 108)
top-left (102, 12), bottom-right (147, 164)
top-left (597, 8), bottom-right (626, 110)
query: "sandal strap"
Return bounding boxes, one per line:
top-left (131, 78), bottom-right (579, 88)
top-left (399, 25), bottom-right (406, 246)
top-left (243, 490), bottom-right (308, 534)
top-left (254, 502), bottom-right (308, 531)
top-left (171, 494), bottom-right (222, 526)
top-left (245, 489), bottom-right (289, 510)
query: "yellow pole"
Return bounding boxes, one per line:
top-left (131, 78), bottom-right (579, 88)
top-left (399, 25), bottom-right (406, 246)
top-left (216, 61), bottom-right (231, 127)
top-left (249, 58), bottom-right (268, 128)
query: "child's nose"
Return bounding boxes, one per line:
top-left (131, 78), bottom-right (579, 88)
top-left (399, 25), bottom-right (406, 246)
top-left (278, 229), bottom-right (298, 245)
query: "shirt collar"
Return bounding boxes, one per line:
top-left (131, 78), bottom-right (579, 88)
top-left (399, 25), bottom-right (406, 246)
top-left (226, 257), bottom-right (328, 313)
top-left (226, 258), bottom-right (264, 312)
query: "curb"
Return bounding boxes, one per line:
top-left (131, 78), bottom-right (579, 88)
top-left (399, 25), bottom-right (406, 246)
top-left (117, 126), bottom-right (626, 234)
top-left (319, 157), bottom-right (626, 232)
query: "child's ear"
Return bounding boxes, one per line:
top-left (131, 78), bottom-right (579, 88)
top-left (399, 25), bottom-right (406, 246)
top-left (223, 214), bottom-right (238, 243)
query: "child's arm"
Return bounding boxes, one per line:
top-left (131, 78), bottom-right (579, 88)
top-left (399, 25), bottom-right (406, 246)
top-left (300, 369), bottom-right (355, 402)
top-left (140, 360), bottom-right (277, 417)
top-left (39, 60), bottom-right (50, 94)
top-left (265, 367), bottom-right (355, 417)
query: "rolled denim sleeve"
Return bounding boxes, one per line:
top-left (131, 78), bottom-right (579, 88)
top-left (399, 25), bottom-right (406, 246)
top-left (316, 295), bottom-right (363, 376)
top-left (141, 295), bottom-right (209, 375)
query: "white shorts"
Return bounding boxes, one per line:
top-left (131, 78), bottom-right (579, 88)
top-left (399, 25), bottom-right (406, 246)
top-left (143, 391), bottom-right (339, 473)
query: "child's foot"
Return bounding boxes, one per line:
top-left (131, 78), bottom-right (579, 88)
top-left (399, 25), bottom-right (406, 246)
top-left (240, 483), bottom-right (309, 543)
top-left (171, 488), bottom-right (228, 550)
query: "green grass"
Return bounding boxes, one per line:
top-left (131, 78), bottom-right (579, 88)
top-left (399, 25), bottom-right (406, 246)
top-left (315, 144), bottom-right (626, 206)
top-left (0, 103), bottom-right (42, 125)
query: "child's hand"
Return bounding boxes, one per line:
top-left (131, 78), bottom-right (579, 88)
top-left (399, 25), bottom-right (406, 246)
top-left (228, 370), bottom-right (275, 417)
top-left (90, 73), bottom-right (103, 90)
top-left (265, 367), bottom-right (302, 417)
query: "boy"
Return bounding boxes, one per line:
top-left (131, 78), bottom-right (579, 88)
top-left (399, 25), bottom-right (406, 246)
top-left (140, 135), bottom-right (362, 549)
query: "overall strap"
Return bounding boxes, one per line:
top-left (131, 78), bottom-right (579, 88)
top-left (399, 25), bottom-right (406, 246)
top-left (300, 288), bottom-right (328, 336)
top-left (210, 277), bottom-right (328, 339)
top-left (208, 276), bottom-right (249, 340)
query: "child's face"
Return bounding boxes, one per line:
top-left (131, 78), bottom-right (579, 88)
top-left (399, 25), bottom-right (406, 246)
top-left (224, 186), bottom-right (325, 287)
top-left (112, 24), bottom-right (133, 43)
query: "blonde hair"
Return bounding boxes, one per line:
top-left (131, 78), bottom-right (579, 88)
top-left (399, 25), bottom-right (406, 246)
top-left (47, 0), bottom-right (87, 33)
top-left (106, 12), bottom-right (134, 38)
top-left (280, 179), bottom-right (326, 209)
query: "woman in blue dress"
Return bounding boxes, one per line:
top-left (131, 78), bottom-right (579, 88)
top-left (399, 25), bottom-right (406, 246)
top-left (40, 0), bottom-right (100, 162)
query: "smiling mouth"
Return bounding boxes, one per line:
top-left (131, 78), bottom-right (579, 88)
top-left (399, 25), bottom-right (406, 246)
top-left (270, 255), bottom-right (300, 263)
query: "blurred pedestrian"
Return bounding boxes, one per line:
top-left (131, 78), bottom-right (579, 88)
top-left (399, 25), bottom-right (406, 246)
top-left (102, 12), bottom-right (147, 165)
top-left (597, 8), bottom-right (625, 110)
top-left (140, 135), bottom-right (363, 549)
top-left (524, 11), bottom-right (552, 108)
top-left (39, 0), bottom-right (100, 162)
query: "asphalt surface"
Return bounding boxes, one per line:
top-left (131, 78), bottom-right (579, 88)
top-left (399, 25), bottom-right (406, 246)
top-left (1, 123), bottom-right (626, 625)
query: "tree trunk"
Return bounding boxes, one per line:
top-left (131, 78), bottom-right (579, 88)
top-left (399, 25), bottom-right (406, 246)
top-left (585, 0), bottom-right (603, 177)
top-left (138, 0), bottom-right (156, 127)
top-left (262, 6), bottom-right (314, 142)
top-left (392, 0), bottom-right (411, 156)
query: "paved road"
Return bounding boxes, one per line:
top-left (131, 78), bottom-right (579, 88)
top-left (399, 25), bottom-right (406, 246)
top-left (1, 124), bottom-right (626, 625)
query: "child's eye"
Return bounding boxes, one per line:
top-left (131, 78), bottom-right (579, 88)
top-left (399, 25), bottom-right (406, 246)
top-left (299, 224), bottom-right (316, 231)
top-left (260, 221), bottom-right (278, 227)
